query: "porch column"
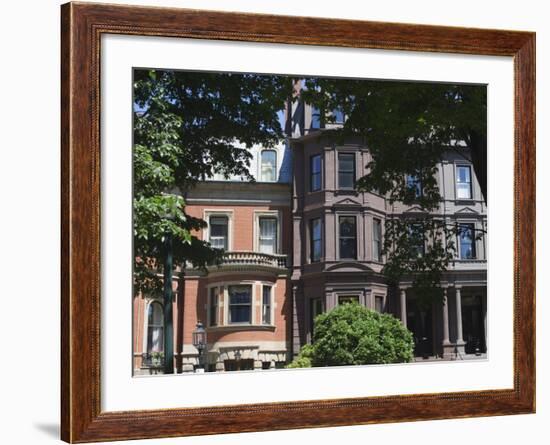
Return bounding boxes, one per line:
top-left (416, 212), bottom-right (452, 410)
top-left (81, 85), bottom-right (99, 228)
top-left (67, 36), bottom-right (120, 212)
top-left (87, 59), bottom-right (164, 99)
top-left (455, 286), bottom-right (464, 344)
top-left (399, 287), bottom-right (407, 328)
top-left (442, 287), bottom-right (450, 346)
top-left (442, 287), bottom-right (454, 359)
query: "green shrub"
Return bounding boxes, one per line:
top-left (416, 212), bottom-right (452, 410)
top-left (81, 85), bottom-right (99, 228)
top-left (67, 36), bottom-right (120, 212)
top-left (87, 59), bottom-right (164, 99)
top-left (312, 303), bottom-right (414, 366)
top-left (286, 344), bottom-right (314, 368)
top-left (287, 303), bottom-right (414, 368)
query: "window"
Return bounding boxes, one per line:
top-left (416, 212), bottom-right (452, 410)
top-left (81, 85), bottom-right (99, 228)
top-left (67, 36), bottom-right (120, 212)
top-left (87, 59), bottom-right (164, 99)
top-left (375, 296), bottom-right (384, 313)
top-left (228, 285), bottom-right (252, 323)
top-left (311, 107), bottom-right (322, 129)
top-left (260, 150), bottom-right (277, 182)
top-left (209, 215), bottom-right (228, 250)
top-left (458, 223), bottom-right (476, 259)
top-left (372, 218), bottom-right (382, 262)
top-left (338, 153), bottom-right (355, 189)
top-left (338, 295), bottom-right (359, 305)
top-left (146, 302), bottom-right (163, 353)
top-left (408, 223), bottom-right (425, 257)
top-left (258, 217), bottom-right (278, 254)
top-left (209, 287), bottom-right (218, 327)
top-left (406, 174), bottom-right (422, 198)
top-left (331, 108), bottom-right (345, 123)
top-left (262, 286), bottom-right (272, 325)
top-left (310, 218), bottom-right (322, 262)
top-left (310, 154), bottom-right (322, 192)
top-left (339, 216), bottom-right (357, 259)
top-left (456, 165), bottom-right (473, 199)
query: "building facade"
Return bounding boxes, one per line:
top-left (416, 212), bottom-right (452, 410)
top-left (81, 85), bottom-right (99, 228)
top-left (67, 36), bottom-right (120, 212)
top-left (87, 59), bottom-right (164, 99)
top-left (133, 142), bottom-right (294, 374)
top-left (133, 94), bottom-right (487, 375)
top-left (289, 100), bottom-right (487, 361)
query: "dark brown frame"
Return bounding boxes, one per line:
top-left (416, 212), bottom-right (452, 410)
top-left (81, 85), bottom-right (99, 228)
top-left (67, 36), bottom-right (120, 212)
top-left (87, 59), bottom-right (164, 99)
top-left (61, 2), bottom-right (536, 442)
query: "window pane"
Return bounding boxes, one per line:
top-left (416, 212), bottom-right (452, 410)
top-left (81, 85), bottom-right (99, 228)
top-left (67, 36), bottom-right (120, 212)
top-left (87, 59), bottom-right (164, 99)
top-left (406, 174), bottom-right (422, 197)
top-left (262, 286), bottom-right (271, 325)
top-left (332, 108), bottom-right (345, 123)
top-left (261, 150), bottom-right (277, 182)
top-left (209, 288), bottom-right (218, 326)
top-left (147, 327), bottom-right (163, 353)
top-left (339, 216), bottom-right (357, 259)
top-left (310, 218), bottom-right (322, 262)
top-left (259, 217), bottom-right (277, 254)
top-left (456, 166), bottom-right (472, 199)
top-left (338, 153), bottom-right (355, 189)
top-left (459, 223), bottom-right (476, 259)
top-left (339, 217), bottom-right (356, 236)
top-left (373, 218), bottom-right (382, 261)
top-left (209, 216), bottom-right (228, 249)
top-left (310, 155), bottom-right (322, 191)
top-left (311, 107), bottom-right (321, 129)
top-left (375, 296), bottom-right (384, 313)
top-left (228, 285), bottom-right (252, 323)
top-left (147, 302), bottom-right (164, 353)
top-left (408, 224), bottom-right (425, 256)
top-left (148, 302), bottom-right (163, 325)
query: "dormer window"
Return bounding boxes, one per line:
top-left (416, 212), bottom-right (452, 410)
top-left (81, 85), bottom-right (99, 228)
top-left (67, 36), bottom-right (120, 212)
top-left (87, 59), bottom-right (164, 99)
top-left (260, 149), bottom-right (277, 182)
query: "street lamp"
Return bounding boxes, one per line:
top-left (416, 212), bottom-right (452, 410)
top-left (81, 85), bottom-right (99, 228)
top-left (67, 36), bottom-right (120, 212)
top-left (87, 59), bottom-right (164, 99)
top-left (162, 220), bottom-right (174, 375)
top-left (192, 322), bottom-right (207, 372)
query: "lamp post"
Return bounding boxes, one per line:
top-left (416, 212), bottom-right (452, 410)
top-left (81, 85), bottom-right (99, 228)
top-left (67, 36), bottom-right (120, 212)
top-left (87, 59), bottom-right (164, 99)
top-left (163, 229), bottom-right (174, 375)
top-left (234, 350), bottom-right (242, 371)
top-left (192, 322), bottom-right (207, 372)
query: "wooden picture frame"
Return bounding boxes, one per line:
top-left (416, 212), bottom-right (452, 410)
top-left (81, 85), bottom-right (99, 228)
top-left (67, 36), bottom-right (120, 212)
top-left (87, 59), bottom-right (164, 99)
top-left (61, 1), bottom-right (535, 442)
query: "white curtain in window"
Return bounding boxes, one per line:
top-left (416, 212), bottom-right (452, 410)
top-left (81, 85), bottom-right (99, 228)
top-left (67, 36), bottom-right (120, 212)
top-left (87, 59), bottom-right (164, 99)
top-left (261, 150), bottom-right (277, 182)
top-left (147, 302), bottom-right (164, 353)
top-left (259, 217), bottom-right (277, 253)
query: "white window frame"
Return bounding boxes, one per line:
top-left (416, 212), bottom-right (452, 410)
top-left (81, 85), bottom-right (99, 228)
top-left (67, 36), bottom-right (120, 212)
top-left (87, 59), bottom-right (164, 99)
top-left (253, 210), bottom-right (281, 254)
top-left (203, 210), bottom-right (234, 251)
top-left (261, 284), bottom-right (274, 326)
top-left (143, 299), bottom-right (164, 354)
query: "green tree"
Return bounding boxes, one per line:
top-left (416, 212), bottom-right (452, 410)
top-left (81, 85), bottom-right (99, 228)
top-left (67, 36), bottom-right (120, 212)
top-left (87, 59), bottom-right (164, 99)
top-left (288, 303), bottom-right (414, 367)
top-left (300, 79), bottom-right (486, 303)
top-left (133, 69), bottom-right (292, 295)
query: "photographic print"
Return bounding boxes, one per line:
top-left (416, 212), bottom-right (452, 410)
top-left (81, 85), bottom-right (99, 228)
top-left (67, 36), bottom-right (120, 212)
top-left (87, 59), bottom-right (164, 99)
top-left (132, 70), bottom-right (488, 376)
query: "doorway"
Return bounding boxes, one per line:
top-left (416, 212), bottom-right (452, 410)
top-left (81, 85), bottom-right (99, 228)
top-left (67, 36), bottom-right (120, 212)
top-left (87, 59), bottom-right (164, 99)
top-left (462, 295), bottom-right (487, 354)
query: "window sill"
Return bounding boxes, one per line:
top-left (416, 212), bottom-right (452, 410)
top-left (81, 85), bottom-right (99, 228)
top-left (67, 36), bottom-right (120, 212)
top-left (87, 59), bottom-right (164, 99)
top-left (335, 189), bottom-right (358, 195)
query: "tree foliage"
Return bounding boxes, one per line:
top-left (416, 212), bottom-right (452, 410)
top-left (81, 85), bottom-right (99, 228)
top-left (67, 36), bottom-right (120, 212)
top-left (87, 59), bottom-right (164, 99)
top-left (288, 303), bottom-right (414, 367)
top-left (133, 69), bottom-right (293, 295)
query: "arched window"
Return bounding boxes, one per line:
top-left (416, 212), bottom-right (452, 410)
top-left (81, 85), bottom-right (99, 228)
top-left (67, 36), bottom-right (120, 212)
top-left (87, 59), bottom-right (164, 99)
top-left (146, 302), bottom-right (164, 353)
top-left (260, 150), bottom-right (277, 182)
